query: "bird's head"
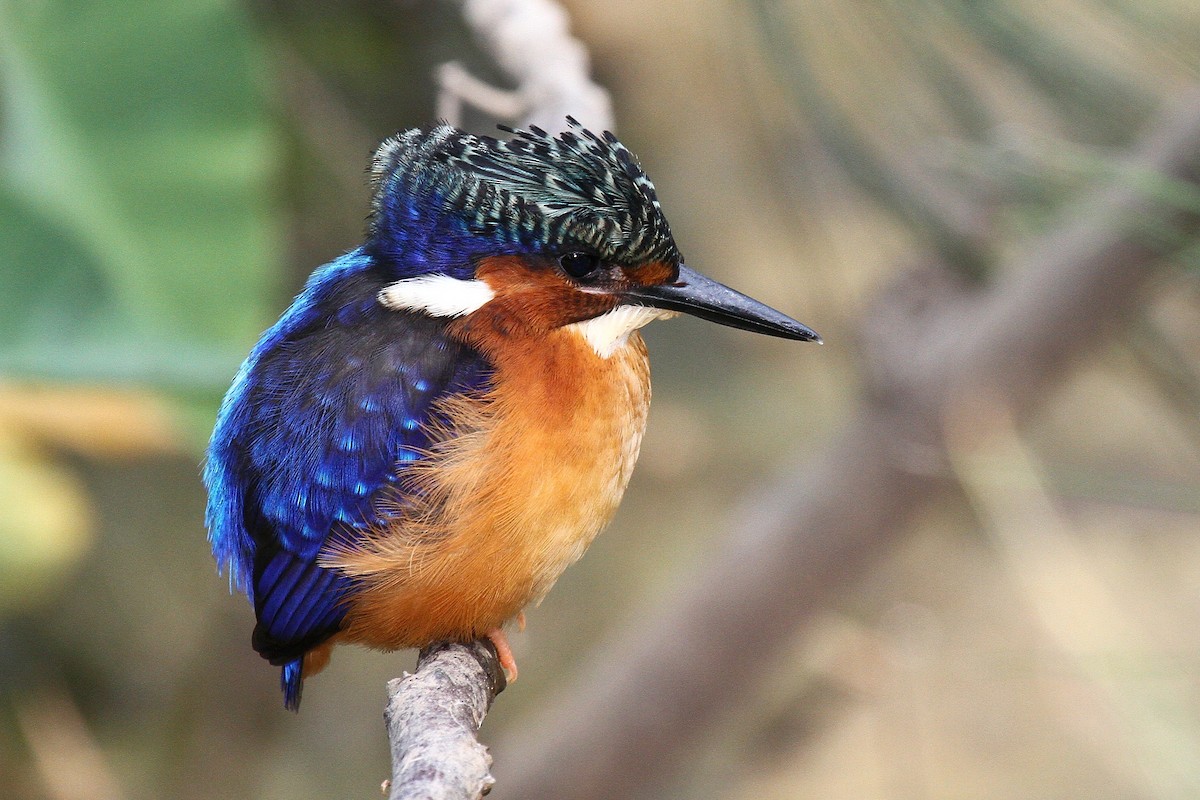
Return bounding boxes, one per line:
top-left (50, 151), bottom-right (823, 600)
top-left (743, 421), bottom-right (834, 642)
top-left (366, 118), bottom-right (819, 356)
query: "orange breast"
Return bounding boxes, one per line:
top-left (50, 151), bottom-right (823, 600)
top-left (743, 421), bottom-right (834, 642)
top-left (327, 325), bottom-right (652, 650)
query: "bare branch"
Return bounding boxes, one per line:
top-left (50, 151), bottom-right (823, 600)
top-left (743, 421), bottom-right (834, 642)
top-left (385, 641), bottom-right (506, 800)
top-left (436, 61), bottom-right (527, 125)
top-left (438, 0), bottom-right (613, 132)
top-left (495, 88), bottom-right (1200, 800)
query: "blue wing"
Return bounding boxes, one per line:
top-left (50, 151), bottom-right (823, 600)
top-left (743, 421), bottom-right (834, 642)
top-left (204, 248), bottom-right (487, 705)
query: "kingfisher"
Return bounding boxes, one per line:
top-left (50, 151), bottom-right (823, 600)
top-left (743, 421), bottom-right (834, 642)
top-left (204, 118), bottom-right (819, 710)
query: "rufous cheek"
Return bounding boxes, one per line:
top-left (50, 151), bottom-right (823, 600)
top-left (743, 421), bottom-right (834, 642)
top-left (451, 255), bottom-right (618, 350)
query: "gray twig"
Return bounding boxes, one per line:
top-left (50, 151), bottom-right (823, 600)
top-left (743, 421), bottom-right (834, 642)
top-left (385, 641), bottom-right (506, 800)
top-left (437, 0), bottom-right (613, 132)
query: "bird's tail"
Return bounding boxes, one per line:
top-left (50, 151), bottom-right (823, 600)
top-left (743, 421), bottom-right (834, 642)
top-left (281, 659), bottom-right (304, 711)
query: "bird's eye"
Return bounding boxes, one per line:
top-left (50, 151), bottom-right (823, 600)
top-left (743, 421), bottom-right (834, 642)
top-left (558, 252), bottom-right (601, 278)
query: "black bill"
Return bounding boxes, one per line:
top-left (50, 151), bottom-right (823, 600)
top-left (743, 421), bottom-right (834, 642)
top-left (621, 265), bottom-right (821, 343)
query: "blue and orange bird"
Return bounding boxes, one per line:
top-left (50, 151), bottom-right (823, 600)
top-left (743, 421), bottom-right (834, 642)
top-left (204, 119), bottom-right (820, 710)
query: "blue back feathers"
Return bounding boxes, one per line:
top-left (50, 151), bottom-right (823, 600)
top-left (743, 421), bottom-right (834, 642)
top-left (204, 248), bottom-right (486, 708)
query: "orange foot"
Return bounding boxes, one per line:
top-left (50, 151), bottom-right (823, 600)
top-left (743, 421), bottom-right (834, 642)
top-left (484, 627), bottom-right (518, 683)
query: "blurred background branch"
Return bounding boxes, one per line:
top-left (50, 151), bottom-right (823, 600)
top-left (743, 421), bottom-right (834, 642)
top-left (436, 0), bottom-right (612, 132)
top-left (3, 1), bottom-right (1200, 799)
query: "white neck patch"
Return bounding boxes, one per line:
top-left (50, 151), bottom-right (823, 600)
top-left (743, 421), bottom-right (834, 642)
top-left (377, 274), bottom-right (495, 317)
top-left (566, 305), bottom-right (678, 358)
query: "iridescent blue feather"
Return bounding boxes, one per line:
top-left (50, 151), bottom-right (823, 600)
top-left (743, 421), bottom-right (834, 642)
top-left (204, 247), bottom-right (488, 709)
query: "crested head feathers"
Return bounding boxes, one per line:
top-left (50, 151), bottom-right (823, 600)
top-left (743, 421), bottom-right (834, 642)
top-left (367, 117), bottom-right (682, 278)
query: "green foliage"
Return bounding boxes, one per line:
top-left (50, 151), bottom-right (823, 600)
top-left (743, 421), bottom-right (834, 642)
top-left (0, 0), bottom-right (281, 390)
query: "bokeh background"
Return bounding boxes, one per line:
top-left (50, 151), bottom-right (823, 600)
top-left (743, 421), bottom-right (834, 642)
top-left (2, 1), bottom-right (1200, 798)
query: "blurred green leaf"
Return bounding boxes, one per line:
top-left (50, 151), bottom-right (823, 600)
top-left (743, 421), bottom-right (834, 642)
top-left (0, 0), bottom-right (280, 390)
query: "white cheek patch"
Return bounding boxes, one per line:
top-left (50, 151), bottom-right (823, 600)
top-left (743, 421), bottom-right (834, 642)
top-left (566, 305), bottom-right (679, 358)
top-left (377, 274), bottom-right (495, 317)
